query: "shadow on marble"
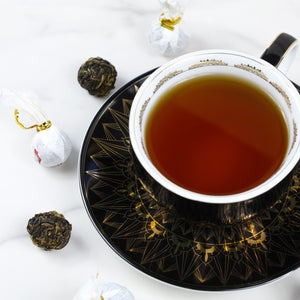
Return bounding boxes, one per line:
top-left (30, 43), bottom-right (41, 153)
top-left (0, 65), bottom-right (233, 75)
top-left (54, 146), bottom-right (79, 174)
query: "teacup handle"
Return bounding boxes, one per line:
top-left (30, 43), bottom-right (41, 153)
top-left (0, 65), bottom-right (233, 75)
top-left (261, 32), bottom-right (298, 73)
top-left (261, 33), bottom-right (300, 92)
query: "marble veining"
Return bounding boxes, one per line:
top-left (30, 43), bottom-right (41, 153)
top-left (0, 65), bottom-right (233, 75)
top-left (0, 0), bottom-right (300, 299)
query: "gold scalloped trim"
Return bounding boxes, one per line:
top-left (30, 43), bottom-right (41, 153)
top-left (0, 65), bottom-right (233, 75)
top-left (234, 64), bottom-right (268, 81)
top-left (139, 97), bottom-right (151, 132)
top-left (153, 70), bottom-right (183, 94)
top-left (188, 59), bottom-right (228, 70)
top-left (269, 81), bottom-right (292, 111)
top-left (290, 119), bottom-right (298, 153)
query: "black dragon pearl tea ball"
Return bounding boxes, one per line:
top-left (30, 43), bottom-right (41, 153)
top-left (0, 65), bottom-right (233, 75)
top-left (27, 211), bottom-right (72, 250)
top-left (78, 57), bottom-right (117, 97)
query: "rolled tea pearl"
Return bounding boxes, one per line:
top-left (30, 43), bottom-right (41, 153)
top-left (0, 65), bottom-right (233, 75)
top-left (73, 276), bottom-right (134, 300)
top-left (31, 125), bottom-right (72, 167)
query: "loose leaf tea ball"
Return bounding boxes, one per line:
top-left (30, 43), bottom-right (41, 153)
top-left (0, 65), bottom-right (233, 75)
top-left (27, 211), bottom-right (72, 250)
top-left (78, 57), bottom-right (117, 97)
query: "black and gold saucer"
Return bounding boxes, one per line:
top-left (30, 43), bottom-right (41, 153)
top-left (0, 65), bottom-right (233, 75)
top-left (79, 69), bottom-right (300, 291)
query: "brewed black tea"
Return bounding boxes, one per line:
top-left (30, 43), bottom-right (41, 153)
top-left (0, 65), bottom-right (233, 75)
top-left (145, 74), bottom-right (288, 195)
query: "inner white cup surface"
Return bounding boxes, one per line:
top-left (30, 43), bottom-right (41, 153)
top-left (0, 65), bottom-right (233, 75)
top-left (129, 50), bottom-right (300, 204)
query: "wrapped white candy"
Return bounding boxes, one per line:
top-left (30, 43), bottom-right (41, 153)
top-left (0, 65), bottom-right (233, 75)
top-left (149, 0), bottom-right (189, 56)
top-left (73, 274), bottom-right (134, 300)
top-left (0, 89), bottom-right (71, 167)
top-left (31, 125), bottom-right (71, 167)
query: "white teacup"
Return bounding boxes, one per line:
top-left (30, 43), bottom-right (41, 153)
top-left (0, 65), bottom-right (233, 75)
top-left (129, 33), bottom-right (300, 204)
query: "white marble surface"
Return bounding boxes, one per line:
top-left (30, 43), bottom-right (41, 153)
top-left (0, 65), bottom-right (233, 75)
top-left (1, 0), bottom-right (300, 299)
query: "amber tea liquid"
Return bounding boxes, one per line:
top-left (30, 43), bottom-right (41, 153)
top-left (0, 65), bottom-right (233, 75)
top-left (145, 74), bottom-right (288, 195)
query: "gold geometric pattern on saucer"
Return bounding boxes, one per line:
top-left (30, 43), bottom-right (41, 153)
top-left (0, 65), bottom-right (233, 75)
top-left (80, 71), bottom-right (300, 291)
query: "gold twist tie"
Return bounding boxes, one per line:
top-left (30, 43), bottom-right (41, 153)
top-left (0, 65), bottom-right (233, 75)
top-left (159, 13), bottom-right (182, 31)
top-left (15, 109), bottom-right (52, 132)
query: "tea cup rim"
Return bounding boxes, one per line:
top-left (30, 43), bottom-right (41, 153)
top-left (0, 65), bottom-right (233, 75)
top-left (129, 49), bottom-right (300, 204)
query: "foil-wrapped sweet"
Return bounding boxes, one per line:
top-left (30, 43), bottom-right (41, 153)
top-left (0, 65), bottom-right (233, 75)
top-left (0, 89), bottom-right (72, 167)
top-left (149, 0), bottom-right (189, 56)
top-left (27, 211), bottom-right (72, 250)
top-left (78, 57), bottom-right (117, 97)
top-left (73, 274), bottom-right (134, 300)
top-left (31, 125), bottom-right (72, 167)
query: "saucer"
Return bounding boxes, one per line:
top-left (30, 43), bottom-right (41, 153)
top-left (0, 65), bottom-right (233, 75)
top-left (79, 69), bottom-right (300, 291)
